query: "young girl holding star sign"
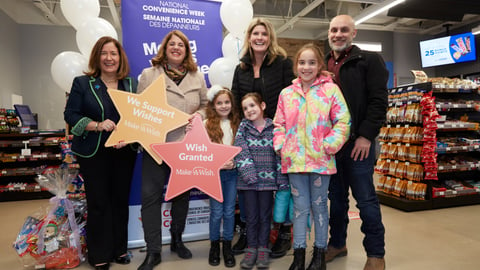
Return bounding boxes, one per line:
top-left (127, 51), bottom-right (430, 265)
top-left (203, 85), bottom-right (241, 268)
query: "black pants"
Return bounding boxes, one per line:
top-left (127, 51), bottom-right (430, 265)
top-left (78, 146), bottom-right (136, 265)
top-left (243, 190), bottom-right (274, 248)
top-left (140, 152), bottom-right (190, 252)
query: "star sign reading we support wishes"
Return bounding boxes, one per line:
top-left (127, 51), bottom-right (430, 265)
top-left (151, 116), bottom-right (241, 202)
top-left (105, 74), bottom-right (190, 164)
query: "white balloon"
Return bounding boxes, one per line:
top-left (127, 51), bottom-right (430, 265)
top-left (51, 51), bottom-right (88, 93)
top-left (222, 33), bottom-right (244, 61)
top-left (208, 57), bottom-right (238, 89)
top-left (60, 0), bottom-right (100, 30)
top-left (220, 0), bottom-right (253, 39)
top-left (76, 17), bottom-right (118, 57)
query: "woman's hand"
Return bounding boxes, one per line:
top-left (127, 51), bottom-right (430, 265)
top-left (185, 113), bottom-right (202, 132)
top-left (114, 140), bottom-right (127, 149)
top-left (99, 119), bottom-right (116, 132)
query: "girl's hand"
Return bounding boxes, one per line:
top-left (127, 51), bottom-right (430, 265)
top-left (222, 160), bottom-right (235, 170)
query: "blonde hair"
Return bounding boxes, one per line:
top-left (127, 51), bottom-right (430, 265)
top-left (239, 18), bottom-right (287, 69)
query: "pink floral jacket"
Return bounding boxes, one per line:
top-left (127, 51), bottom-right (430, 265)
top-left (273, 75), bottom-right (351, 175)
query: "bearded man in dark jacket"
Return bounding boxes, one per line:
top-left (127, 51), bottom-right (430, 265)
top-left (325, 14), bottom-right (388, 270)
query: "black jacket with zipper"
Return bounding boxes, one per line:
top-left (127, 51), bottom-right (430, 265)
top-left (231, 53), bottom-right (295, 119)
top-left (325, 45), bottom-right (388, 142)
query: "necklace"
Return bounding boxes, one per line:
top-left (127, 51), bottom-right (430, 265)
top-left (101, 77), bottom-right (118, 84)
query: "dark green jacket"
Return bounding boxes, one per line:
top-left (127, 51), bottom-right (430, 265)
top-left (64, 75), bottom-right (137, 157)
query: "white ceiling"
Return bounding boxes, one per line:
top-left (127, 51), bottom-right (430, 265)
top-left (2, 0), bottom-right (480, 40)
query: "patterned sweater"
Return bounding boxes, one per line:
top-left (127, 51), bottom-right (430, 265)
top-left (234, 118), bottom-right (288, 191)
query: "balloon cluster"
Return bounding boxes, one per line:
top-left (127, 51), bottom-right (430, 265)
top-left (208, 0), bottom-right (253, 89)
top-left (51, 0), bottom-right (118, 93)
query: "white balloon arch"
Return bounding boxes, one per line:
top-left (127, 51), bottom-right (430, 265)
top-left (220, 0), bottom-right (253, 39)
top-left (53, 0), bottom-right (252, 92)
top-left (208, 0), bottom-right (252, 89)
top-left (51, 51), bottom-right (88, 93)
top-left (51, 0), bottom-right (118, 93)
top-left (76, 17), bottom-right (118, 57)
top-left (60, 0), bottom-right (100, 30)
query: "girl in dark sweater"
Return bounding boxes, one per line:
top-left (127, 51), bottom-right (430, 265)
top-left (234, 93), bottom-right (288, 269)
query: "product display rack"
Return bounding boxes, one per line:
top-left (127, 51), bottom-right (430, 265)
top-left (0, 130), bottom-right (65, 202)
top-left (375, 81), bottom-right (480, 211)
top-left (430, 83), bottom-right (480, 209)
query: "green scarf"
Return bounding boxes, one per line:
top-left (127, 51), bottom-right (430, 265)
top-left (164, 63), bottom-right (187, 85)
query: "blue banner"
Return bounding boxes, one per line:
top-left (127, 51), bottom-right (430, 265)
top-left (122, 0), bottom-right (222, 247)
top-left (122, 0), bottom-right (223, 83)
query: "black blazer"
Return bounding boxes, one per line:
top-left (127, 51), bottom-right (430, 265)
top-left (64, 75), bottom-right (137, 157)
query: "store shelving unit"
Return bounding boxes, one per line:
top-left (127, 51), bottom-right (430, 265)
top-left (375, 81), bottom-right (480, 211)
top-left (0, 130), bottom-right (65, 202)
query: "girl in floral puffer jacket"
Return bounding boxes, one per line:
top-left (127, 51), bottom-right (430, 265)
top-left (273, 43), bottom-right (351, 270)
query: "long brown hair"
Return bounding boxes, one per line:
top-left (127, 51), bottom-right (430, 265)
top-left (205, 89), bottom-right (240, 144)
top-left (239, 18), bottom-right (288, 70)
top-left (85, 36), bottom-right (130, 79)
top-left (151, 30), bottom-right (197, 72)
top-left (294, 43), bottom-right (329, 78)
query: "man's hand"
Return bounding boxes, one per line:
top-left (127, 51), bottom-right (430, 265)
top-left (351, 136), bottom-right (371, 161)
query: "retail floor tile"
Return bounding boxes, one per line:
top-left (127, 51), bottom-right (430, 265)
top-left (2, 198), bottom-right (480, 270)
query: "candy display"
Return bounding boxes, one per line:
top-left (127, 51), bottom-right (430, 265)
top-left (0, 108), bottom-right (20, 133)
top-left (376, 175), bottom-right (427, 200)
top-left (428, 77), bottom-right (478, 93)
top-left (375, 84), bottom-right (438, 200)
top-left (420, 91), bottom-right (439, 180)
top-left (377, 79), bottom-right (480, 210)
top-left (431, 180), bottom-right (480, 198)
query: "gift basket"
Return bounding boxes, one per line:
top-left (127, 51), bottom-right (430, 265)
top-left (12, 166), bottom-right (87, 269)
top-left (59, 139), bottom-right (85, 198)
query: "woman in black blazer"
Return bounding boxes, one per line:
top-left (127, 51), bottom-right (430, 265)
top-left (64, 36), bottom-right (137, 270)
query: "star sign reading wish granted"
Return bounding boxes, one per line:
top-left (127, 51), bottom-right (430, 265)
top-left (151, 116), bottom-right (241, 202)
top-left (105, 74), bottom-right (190, 164)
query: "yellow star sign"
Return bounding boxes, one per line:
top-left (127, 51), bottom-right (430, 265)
top-left (105, 74), bottom-right (190, 164)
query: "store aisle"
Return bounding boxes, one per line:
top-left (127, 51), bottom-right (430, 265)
top-left (2, 199), bottom-right (480, 270)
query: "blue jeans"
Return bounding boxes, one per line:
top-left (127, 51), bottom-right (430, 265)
top-left (209, 169), bottom-right (237, 241)
top-left (328, 141), bottom-right (385, 258)
top-left (289, 173), bottom-right (330, 249)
